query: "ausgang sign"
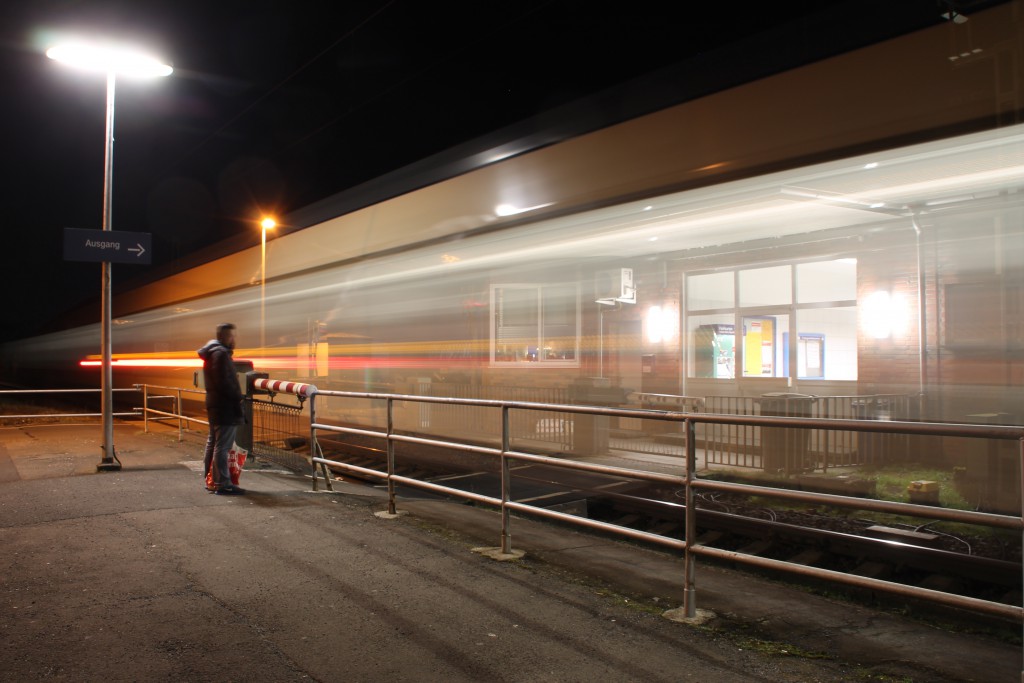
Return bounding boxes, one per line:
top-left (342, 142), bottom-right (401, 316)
top-left (63, 227), bottom-right (152, 265)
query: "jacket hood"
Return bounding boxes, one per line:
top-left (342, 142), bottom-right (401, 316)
top-left (198, 339), bottom-right (227, 360)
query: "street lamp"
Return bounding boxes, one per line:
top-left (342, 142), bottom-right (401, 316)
top-left (260, 217), bottom-right (277, 356)
top-left (47, 40), bottom-right (172, 472)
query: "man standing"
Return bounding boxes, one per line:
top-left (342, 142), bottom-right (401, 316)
top-left (198, 323), bottom-right (245, 495)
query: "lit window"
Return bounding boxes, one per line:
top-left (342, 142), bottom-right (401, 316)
top-left (491, 284), bottom-right (579, 365)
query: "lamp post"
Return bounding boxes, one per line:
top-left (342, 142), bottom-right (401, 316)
top-left (47, 41), bottom-right (172, 472)
top-left (260, 217), bottom-right (276, 357)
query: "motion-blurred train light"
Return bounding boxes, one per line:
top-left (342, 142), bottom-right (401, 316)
top-left (79, 358), bottom-right (203, 368)
top-left (494, 202), bottom-right (553, 217)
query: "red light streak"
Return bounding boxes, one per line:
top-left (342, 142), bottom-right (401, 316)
top-left (79, 355), bottom-right (486, 370)
top-left (79, 358), bottom-right (204, 368)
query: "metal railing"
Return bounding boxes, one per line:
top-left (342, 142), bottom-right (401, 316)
top-left (136, 384), bottom-right (208, 440)
top-left (0, 388), bottom-right (142, 420)
top-left (121, 379), bottom-right (1024, 627)
top-left (410, 387), bottom-right (921, 467)
top-left (252, 377), bottom-right (1024, 626)
top-left (612, 393), bottom-right (704, 457)
top-left (133, 383), bottom-right (308, 471)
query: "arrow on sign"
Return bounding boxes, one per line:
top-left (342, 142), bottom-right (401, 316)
top-left (128, 244), bottom-right (146, 257)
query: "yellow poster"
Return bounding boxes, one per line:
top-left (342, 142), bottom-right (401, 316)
top-left (744, 320), bottom-right (762, 376)
top-left (760, 317), bottom-right (774, 375)
top-left (743, 317), bottom-right (774, 376)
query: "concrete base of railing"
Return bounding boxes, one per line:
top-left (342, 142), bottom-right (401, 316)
top-left (473, 546), bottom-right (526, 562)
top-left (663, 607), bottom-right (716, 624)
top-left (374, 510), bottom-right (408, 520)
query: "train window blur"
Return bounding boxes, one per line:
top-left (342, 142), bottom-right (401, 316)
top-left (491, 284), bottom-right (580, 365)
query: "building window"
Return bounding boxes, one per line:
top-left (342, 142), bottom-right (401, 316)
top-left (491, 284), bottom-right (580, 366)
top-left (943, 276), bottom-right (1024, 350)
top-left (686, 259), bottom-right (858, 380)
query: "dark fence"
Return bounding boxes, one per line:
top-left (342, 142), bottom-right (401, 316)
top-left (252, 397), bottom-right (308, 471)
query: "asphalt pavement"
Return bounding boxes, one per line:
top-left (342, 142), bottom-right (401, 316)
top-left (0, 420), bottom-right (1019, 682)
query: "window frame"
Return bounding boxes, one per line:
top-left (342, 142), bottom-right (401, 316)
top-left (685, 259), bottom-right (858, 381)
top-left (490, 282), bottom-right (581, 367)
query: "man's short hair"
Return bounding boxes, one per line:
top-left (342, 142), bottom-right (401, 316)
top-left (216, 323), bottom-right (236, 344)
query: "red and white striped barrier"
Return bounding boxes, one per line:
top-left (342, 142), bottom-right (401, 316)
top-left (253, 378), bottom-right (318, 397)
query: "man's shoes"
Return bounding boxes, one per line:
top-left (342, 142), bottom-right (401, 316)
top-left (215, 485), bottom-right (246, 495)
top-left (205, 484), bottom-right (217, 493)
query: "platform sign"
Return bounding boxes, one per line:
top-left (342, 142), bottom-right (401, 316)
top-left (63, 228), bottom-right (152, 265)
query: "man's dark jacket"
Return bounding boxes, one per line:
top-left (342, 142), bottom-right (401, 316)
top-left (198, 339), bottom-right (244, 425)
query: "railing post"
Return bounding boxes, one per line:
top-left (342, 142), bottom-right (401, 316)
top-left (142, 384), bottom-right (149, 433)
top-left (317, 395), bottom-right (333, 491)
top-left (683, 416), bottom-right (697, 618)
top-left (501, 404), bottom-right (512, 555)
top-left (386, 397), bottom-right (397, 515)
top-left (310, 392), bottom-right (320, 491)
top-left (176, 388), bottom-right (183, 442)
top-left (308, 393), bottom-right (333, 492)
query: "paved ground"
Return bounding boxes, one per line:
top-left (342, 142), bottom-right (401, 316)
top-left (0, 420), bottom-right (1020, 682)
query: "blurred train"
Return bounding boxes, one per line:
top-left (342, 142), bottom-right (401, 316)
top-left (3, 2), bottom-right (1023, 502)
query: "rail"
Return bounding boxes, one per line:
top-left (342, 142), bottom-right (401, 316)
top-left (132, 383), bottom-right (305, 468)
top-left (135, 384), bottom-right (209, 440)
top-left (0, 388), bottom-right (142, 420)
top-left (247, 378), bottom-right (1024, 627)
top-left (133, 384), bottom-right (303, 468)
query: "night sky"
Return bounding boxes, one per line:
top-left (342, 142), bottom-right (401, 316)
top-left (0, 0), bottom-right (975, 342)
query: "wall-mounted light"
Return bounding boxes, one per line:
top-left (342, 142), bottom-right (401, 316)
top-left (646, 305), bottom-right (678, 344)
top-left (862, 290), bottom-right (909, 339)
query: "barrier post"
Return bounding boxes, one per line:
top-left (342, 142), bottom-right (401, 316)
top-left (176, 388), bottom-right (183, 442)
top-left (239, 371), bottom-right (263, 457)
top-left (142, 384), bottom-right (149, 433)
top-left (251, 377), bottom-right (324, 489)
